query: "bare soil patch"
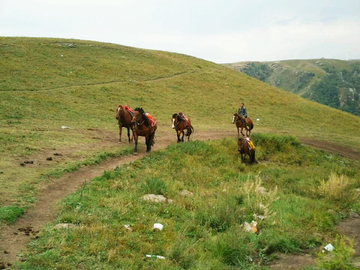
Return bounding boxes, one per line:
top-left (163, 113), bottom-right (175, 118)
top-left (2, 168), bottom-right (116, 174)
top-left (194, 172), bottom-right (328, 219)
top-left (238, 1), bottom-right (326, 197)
top-left (300, 138), bottom-right (360, 160)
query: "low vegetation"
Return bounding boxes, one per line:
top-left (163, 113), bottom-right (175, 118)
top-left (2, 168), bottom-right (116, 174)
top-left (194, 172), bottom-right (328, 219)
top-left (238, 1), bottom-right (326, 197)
top-left (17, 135), bottom-right (360, 269)
top-left (1, 38), bottom-right (360, 221)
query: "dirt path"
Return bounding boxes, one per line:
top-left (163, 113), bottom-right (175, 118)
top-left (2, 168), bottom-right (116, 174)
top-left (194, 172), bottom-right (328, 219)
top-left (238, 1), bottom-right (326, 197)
top-left (0, 130), bottom-right (359, 268)
top-left (300, 138), bottom-right (360, 160)
top-left (0, 130), bottom-right (233, 267)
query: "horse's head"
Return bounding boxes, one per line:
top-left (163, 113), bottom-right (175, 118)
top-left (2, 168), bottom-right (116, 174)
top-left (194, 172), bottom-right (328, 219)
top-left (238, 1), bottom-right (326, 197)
top-left (232, 113), bottom-right (239, 124)
top-left (171, 113), bottom-right (178, 129)
top-left (116, 105), bottom-right (124, 120)
top-left (133, 108), bottom-right (149, 127)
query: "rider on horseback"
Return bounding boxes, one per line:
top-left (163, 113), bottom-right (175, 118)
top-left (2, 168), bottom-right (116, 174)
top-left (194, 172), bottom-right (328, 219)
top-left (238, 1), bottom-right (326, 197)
top-left (238, 103), bottom-right (248, 129)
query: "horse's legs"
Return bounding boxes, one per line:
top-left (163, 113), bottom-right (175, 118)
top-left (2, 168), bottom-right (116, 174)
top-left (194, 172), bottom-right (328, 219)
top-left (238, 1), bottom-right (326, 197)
top-left (241, 153), bottom-right (245, 163)
top-left (127, 127), bottom-right (131, 143)
top-left (119, 124), bottom-right (122, 142)
top-left (181, 130), bottom-right (185, 142)
top-left (130, 127), bottom-right (134, 142)
top-left (176, 129), bottom-right (181, 143)
top-left (146, 136), bottom-right (151, 152)
top-left (240, 127), bottom-right (245, 136)
top-left (237, 127), bottom-right (240, 138)
top-left (134, 134), bottom-right (138, 153)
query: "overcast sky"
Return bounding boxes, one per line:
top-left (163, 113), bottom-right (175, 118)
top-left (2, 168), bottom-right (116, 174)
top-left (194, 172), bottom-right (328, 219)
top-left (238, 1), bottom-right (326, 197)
top-left (1, 0), bottom-right (359, 63)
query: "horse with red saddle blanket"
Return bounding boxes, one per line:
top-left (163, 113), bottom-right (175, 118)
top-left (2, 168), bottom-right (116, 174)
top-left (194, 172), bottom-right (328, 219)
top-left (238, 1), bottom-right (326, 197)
top-left (131, 108), bottom-right (157, 153)
top-left (115, 104), bottom-right (134, 142)
top-left (172, 112), bottom-right (194, 142)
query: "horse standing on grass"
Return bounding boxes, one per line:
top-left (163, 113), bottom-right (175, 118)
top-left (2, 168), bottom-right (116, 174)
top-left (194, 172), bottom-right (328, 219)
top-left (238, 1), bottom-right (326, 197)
top-left (238, 137), bottom-right (256, 164)
top-left (131, 108), bottom-right (157, 153)
top-left (232, 113), bottom-right (254, 137)
top-left (172, 113), bottom-right (194, 142)
top-left (115, 105), bottom-right (134, 143)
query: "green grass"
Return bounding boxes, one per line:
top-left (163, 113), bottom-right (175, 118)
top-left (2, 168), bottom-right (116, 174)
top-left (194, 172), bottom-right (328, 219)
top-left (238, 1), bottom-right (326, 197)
top-left (1, 37), bottom-right (360, 225)
top-left (0, 206), bottom-right (25, 224)
top-left (16, 135), bottom-right (360, 269)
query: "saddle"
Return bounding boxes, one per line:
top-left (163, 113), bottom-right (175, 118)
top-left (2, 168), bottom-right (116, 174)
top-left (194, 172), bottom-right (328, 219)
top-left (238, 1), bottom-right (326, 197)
top-left (145, 113), bottom-right (157, 128)
top-left (245, 137), bottom-right (256, 150)
top-left (180, 113), bottom-right (191, 127)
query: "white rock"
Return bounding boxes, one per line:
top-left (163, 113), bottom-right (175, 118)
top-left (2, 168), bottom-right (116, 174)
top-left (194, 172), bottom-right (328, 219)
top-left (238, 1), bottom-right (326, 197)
top-left (180, 190), bottom-right (193, 197)
top-left (53, 223), bottom-right (76, 230)
top-left (142, 194), bottom-right (173, 203)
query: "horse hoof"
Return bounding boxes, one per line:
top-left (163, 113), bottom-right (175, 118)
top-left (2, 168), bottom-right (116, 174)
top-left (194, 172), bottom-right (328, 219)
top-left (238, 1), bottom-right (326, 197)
top-left (133, 152), bottom-right (138, 155)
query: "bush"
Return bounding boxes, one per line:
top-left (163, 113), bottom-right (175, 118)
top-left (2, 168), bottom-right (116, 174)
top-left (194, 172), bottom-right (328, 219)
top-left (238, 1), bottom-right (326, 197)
top-left (317, 173), bottom-right (358, 204)
top-left (316, 235), bottom-right (356, 270)
top-left (0, 206), bottom-right (25, 224)
top-left (140, 176), bottom-right (167, 195)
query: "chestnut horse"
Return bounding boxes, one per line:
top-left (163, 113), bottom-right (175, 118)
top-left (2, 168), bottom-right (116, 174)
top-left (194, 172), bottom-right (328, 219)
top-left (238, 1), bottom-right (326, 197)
top-left (115, 105), bottom-right (134, 142)
top-left (232, 113), bottom-right (254, 137)
top-left (238, 137), bottom-right (256, 164)
top-left (131, 108), bottom-right (157, 153)
top-left (172, 113), bottom-right (194, 142)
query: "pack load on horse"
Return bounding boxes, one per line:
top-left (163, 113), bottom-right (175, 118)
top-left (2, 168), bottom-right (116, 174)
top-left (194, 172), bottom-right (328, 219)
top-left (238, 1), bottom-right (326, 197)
top-left (131, 107), bottom-right (157, 153)
top-left (238, 137), bottom-right (256, 164)
top-left (172, 112), bottom-right (194, 142)
top-left (115, 104), bottom-right (134, 143)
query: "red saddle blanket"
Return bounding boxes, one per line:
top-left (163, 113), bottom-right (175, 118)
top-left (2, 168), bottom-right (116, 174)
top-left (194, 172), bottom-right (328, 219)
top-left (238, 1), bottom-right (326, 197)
top-left (146, 113), bottom-right (156, 127)
top-left (184, 115), bottom-right (191, 127)
top-left (124, 105), bottom-right (134, 113)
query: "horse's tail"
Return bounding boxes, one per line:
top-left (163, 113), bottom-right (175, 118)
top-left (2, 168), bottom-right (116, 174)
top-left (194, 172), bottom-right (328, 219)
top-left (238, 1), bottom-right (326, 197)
top-left (186, 125), bottom-right (194, 136)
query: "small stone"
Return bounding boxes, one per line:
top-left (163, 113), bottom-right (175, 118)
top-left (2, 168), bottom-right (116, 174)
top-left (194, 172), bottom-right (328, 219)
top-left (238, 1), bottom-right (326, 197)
top-left (46, 157), bottom-right (53, 161)
top-left (142, 194), bottom-right (172, 204)
top-left (180, 190), bottom-right (193, 197)
top-left (53, 223), bottom-right (76, 230)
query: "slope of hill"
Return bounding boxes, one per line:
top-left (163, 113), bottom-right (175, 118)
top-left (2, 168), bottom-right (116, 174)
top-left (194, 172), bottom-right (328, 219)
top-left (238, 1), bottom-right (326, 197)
top-left (1, 37), bottom-right (360, 269)
top-left (1, 37), bottom-right (360, 210)
top-left (224, 59), bottom-right (360, 116)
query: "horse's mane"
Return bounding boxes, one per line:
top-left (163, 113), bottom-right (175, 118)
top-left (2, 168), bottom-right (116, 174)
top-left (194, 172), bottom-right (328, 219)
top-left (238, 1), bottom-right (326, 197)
top-left (135, 107), bottom-right (149, 127)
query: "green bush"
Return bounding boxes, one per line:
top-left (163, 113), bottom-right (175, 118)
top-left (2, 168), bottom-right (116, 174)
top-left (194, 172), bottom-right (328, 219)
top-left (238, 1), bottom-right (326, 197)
top-left (0, 206), bottom-right (25, 224)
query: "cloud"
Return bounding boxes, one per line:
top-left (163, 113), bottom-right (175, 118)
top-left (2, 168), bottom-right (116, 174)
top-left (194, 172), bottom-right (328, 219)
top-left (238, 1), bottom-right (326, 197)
top-left (134, 18), bottom-right (360, 63)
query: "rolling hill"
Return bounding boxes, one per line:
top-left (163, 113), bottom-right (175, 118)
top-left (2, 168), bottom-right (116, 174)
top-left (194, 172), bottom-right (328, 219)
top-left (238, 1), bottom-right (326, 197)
top-left (224, 59), bottom-right (360, 116)
top-left (1, 37), bottom-right (360, 269)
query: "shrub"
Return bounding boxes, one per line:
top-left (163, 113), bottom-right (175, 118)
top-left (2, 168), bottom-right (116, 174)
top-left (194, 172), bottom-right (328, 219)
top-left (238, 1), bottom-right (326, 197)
top-left (239, 174), bottom-right (279, 219)
top-left (140, 176), bottom-right (167, 195)
top-left (0, 206), bottom-right (25, 224)
top-left (316, 235), bottom-right (355, 270)
top-left (317, 173), bottom-right (358, 204)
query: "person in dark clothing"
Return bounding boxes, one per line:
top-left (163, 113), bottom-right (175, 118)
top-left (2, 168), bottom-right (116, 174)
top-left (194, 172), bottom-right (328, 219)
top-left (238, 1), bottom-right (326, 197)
top-left (238, 103), bottom-right (248, 129)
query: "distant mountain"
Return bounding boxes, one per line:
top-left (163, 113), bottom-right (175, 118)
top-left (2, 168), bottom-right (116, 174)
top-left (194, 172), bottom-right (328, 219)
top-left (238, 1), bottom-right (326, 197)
top-left (224, 59), bottom-right (360, 116)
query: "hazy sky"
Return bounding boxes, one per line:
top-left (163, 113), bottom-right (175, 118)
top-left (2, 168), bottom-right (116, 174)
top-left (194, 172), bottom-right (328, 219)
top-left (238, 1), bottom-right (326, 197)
top-left (1, 0), bottom-right (359, 63)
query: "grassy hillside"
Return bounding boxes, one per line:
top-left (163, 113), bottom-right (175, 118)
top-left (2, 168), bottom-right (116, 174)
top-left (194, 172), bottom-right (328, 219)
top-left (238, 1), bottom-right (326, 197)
top-left (1, 37), bottom-right (360, 220)
top-left (17, 135), bottom-right (360, 269)
top-left (224, 59), bottom-right (360, 116)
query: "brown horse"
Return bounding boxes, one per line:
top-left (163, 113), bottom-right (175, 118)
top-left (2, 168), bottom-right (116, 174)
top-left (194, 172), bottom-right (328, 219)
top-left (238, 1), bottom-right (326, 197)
top-left (172, 113), bottom-right (194, 142)
top-left (238, 137), bottom-right (256, 164)
top-left (115, 105), bottom-right (134, 143)
top-left (232, 113), bottom-right (254, 137)
top-left (131, 108), bottom-right (157, 153)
